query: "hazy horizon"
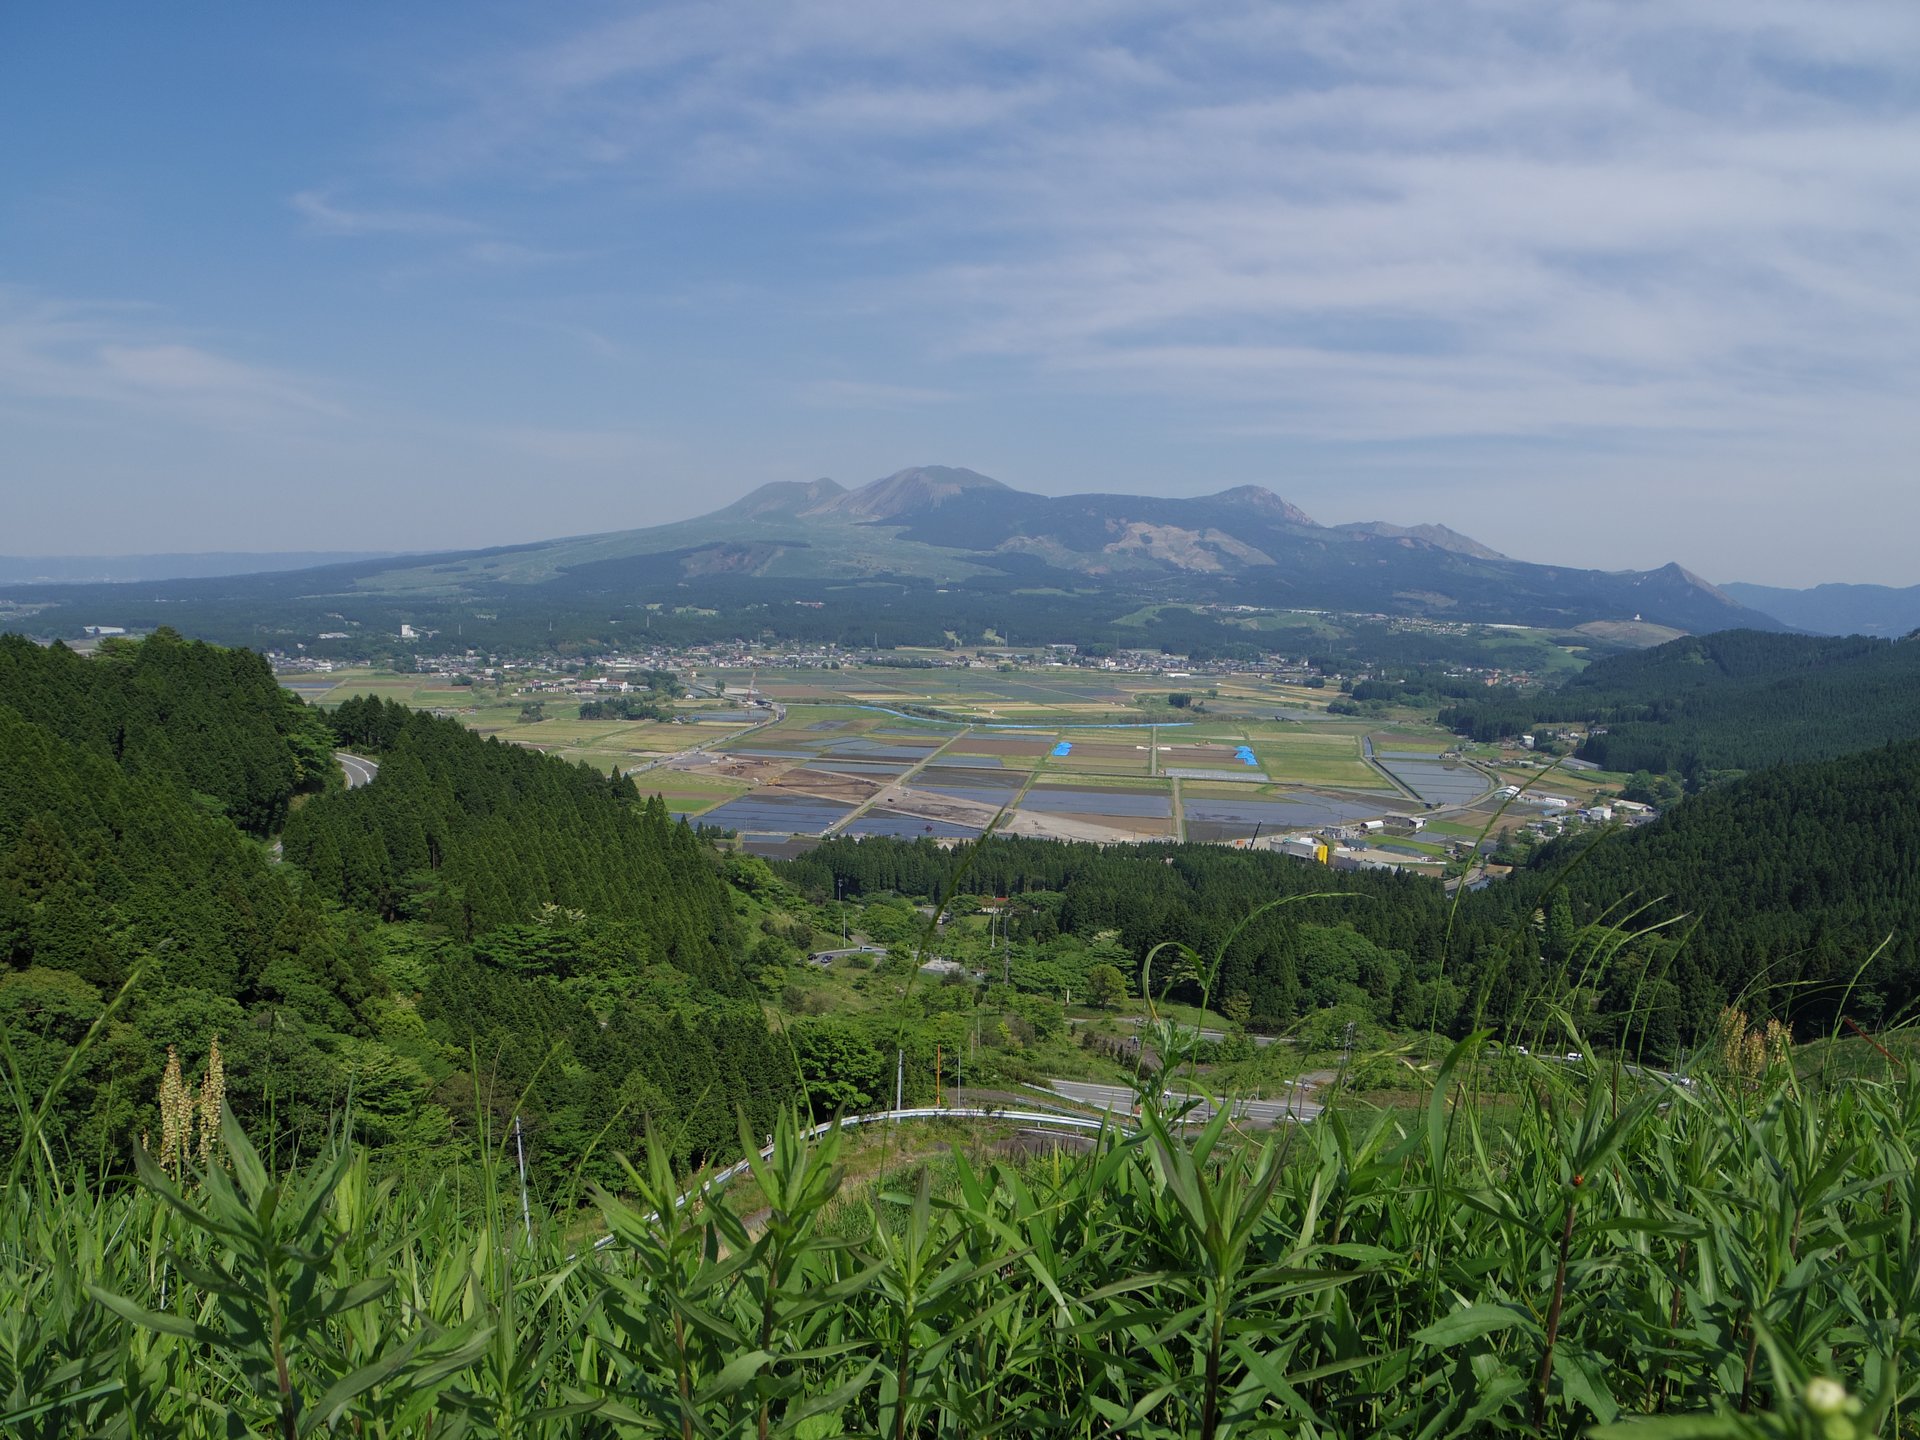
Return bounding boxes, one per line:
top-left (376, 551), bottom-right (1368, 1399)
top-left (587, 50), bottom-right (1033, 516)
top-left (7, 3), bottom-right (1920, 587)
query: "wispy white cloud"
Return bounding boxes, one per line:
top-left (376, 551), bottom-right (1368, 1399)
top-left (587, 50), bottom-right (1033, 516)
top-left (290, 189), bottom-right (480, 237)
top-left (400, 0), bottom-right (1920, 472)
top-left (0, 288), bottom-right (345, 428)
top-left (20, 0), bottom-right (1920, 576)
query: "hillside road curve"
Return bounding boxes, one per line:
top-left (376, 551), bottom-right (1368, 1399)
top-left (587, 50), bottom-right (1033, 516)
top-left (1047, 1078), bottom-right (1322, 1126)
top-left (336, 751), bottom-right (380, 789)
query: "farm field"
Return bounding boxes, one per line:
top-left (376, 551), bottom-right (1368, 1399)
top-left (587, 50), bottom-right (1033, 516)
top-left (289, 663), bottom-right (1531, 851)
top-left (1228, 729), bottom-right (1385, 787)
top-left (690, 696), bottom-right (1448, 850)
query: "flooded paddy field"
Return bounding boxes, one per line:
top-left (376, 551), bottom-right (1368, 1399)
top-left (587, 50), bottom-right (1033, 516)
top-left (1183, 793), bottom-right (1382, 842)
top-left (811, 757), bottom-right (913, 777)
top-left (1373, 752), bottom-right (1492, 806)
top-left (1020, 784), bottom-right (1172, 819)
top-left (698, 792), bottom-right (854, 834)
top-left (913, 764), bottom-right (1025, 802)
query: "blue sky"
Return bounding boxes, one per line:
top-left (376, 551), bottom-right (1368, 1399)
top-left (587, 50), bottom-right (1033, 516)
top-left (4, 1), bottom-right (1918, 585)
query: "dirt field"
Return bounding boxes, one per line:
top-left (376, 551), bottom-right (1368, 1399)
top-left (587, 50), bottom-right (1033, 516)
top-left (679, 754), bottom-right (797, 784)
top-left (996, 809), bottom-right (1168, 843)
top-left (1058, 741), bottom-right (1145, 761)
top-left (948, 736), bottom-right (1053, 757)
top-left (1045, 810), bottom-right (1174, 838)
top-left (765, 769), bottom-right (884, 804)
top-left (874, 788), bottom-right (1004, 828)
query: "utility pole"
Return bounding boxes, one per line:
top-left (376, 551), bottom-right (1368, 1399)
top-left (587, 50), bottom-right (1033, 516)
top-left (895, 1047), bottom-right (905, 1113)
top-left (935, 1044), bottom-right (942, 1108)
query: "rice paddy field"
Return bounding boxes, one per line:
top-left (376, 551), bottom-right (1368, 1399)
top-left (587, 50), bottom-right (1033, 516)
top-left (291, 663), bottom-right (1516, 853)
top-left (694, 701), bottom-right (1456, 852)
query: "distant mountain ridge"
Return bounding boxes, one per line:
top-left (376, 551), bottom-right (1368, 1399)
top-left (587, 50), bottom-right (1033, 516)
top-left (2, 467), bottom-right (1789, 640)
top-left (1331, 521), bottom-right (1507, 560)
top-left (0, 551), bottom-right (392, 585)
top-left (337, 464), bottom-right (1784, 635)
top-left (1722, 581), bottom-right (1920, 638)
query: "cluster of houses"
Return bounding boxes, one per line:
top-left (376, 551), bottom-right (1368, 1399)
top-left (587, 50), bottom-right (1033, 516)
top-left (1494, 785), bottom-right (1655, 827)
top-left (1244, 783), bottom-right (1660, 884)
top-left (1230, 814), bottom-right (1439, 877)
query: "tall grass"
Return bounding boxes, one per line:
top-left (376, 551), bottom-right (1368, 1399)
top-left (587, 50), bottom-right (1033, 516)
top-left (2, 1032), bottom-right (1914, 1436)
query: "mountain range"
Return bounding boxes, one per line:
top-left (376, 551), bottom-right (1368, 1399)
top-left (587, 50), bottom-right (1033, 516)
top-left (1719, 581), bottom-right (1920, 638)
top-left (348, 465), bottom-right (1782, 634)
top-left (0, 551), bottom-right (392, 585)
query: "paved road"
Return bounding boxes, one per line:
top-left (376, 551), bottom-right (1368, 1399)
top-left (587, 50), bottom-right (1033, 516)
top-left (627, 703), bottom-right (785, 775)
top-left (1047, 1078), bottom-right (1321, 1126)
top-left (823, 724), bottom-right (973, 836)
top-left (336, 751), bottom-right (380, 788)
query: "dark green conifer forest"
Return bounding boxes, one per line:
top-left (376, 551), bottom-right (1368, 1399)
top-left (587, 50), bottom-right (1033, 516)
top-left (1440, 629), bottom-right (1920, 784)
top-left (0, 633), bottom-right (791, 1187)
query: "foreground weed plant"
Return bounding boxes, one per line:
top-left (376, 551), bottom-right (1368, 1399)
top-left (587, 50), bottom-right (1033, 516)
top-left (3, 1039), bottom-right (1917, 1436)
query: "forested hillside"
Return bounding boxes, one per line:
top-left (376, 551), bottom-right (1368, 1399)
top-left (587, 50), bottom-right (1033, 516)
top-left (1440, 629), bottom-right (1920, 785)
top-left (789, 737), bottom-right (1920, 1054)
top-left (284, 695), bottom-right (794, 1170)
top-left (0, 635), bottom-right (793, 1184)
top-left (0, 629), bottom-right (336, 833)
top-left (786, 838), bottom-right (1457, 1032)
top-left (1485, 738), bottom-right (1920, 1038)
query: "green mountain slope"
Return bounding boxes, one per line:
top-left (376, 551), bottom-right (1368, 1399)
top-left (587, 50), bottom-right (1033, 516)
top-left (1476, 736), bottom-right (1920, 1039)
top-left (0, 634), bottom-right (795, 1181)
top-left (1441, 629), bottom-right (1920, 780)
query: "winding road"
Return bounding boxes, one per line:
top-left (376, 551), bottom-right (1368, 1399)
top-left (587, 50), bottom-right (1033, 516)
top-left (336, 751), bottom-right (380, 788)
top-left (1046, 1078), bottom-right (1322, 1126)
